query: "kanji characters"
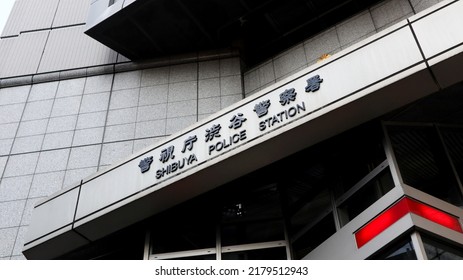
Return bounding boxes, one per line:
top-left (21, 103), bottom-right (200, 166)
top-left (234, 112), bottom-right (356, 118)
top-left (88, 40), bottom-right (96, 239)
top-left (182, 135), bottom-right (198, 153)
top-left (253, 100), bottom-right (271, 117)
top-left (229, 113), bottom-right (247, 129)
top-left (159, 145), bottom-right (175, 163)
top-left (205, 124), bottom-right (222, 142)
top-left (305, 75), bottom-right (323, 92)
top-left (279, 88), bottom-right (297, 106)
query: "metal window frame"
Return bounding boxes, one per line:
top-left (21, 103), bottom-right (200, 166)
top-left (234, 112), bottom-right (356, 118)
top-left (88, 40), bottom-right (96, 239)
top-left (149, 247), bottom-right (217, 260)
top-left (221, 240), bottom-right (287, 254)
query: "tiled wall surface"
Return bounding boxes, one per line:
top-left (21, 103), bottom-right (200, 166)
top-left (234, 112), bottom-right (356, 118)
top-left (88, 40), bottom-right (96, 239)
top-left (0, 0), bottom-right (448, 260)
top-left (0, 57), bottom-right (242, 260)
top-left (243, 0), bottom-right (446, 97)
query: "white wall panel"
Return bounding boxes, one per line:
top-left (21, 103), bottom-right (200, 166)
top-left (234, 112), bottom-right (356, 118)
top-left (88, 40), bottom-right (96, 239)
top-left (38, 25), bottom-right (118, 73)
top-left (53, 0), bottom-right (90, 28)
top-left (0, 31), bottom-right (49, 78)
top-left (1, 0), bottom-right (59, 37)
top-left (411, 0), bottom-right (463, 59)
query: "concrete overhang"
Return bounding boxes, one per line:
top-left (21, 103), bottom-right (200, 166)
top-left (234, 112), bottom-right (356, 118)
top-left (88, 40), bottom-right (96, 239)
top-left (84, 0), bottom-right (383, 65)
top-left (24, 0), bottom-right (463, 259)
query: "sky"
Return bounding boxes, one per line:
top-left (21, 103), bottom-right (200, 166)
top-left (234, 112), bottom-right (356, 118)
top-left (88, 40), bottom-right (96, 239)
top-left (0, 0), bottom-right (16, 35)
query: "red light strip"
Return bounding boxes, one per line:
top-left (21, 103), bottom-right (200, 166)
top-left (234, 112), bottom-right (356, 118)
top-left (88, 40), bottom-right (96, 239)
top-left (355, 197), bottom-right (463, 248)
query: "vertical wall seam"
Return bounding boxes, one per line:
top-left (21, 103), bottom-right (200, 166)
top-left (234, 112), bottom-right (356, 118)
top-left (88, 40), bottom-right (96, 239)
top-left (8, 83), bottom-right (41, 258)
top-left (406, 19), bottom-right (442, 90)
top-left (96, 71), bottom-right (116, 171)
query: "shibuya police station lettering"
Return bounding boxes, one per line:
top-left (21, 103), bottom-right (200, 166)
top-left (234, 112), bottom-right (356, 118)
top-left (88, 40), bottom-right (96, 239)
top-left (138, 74), bottom-right (324, 181)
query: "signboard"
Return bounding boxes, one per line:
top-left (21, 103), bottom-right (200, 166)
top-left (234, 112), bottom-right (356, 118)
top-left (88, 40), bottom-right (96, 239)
top-left (137, 75), bottom-right (323, 180)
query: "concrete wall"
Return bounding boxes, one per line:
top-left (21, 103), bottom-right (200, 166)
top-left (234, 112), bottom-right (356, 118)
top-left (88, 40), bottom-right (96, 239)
top-left (0, 57), bottom-right (242, 260)
top-left (243, 0), bottom-right (447, 97)
top-left (0, 0), bottom-right (450, 259)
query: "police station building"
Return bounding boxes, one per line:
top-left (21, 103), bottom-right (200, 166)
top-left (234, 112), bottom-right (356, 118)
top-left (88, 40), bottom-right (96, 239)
top-left (1, 0), bottom-right (463, 260)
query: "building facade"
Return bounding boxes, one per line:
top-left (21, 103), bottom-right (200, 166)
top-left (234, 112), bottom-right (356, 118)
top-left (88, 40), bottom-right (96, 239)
top-left (0, 0), bottom-right (463, 260)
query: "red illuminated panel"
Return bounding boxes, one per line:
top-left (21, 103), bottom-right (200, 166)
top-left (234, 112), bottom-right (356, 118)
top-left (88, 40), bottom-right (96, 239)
top-left (355, 198), bottom-right (409, 248)
top-left (355, 197), bottom-right (463, 248)
top-left (407, 199), bottom-right (463, 234)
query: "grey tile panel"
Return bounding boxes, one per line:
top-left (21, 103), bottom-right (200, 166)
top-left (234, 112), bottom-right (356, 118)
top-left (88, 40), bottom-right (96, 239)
top-left (42, 131), bottom-right (74, 150)
top-left (0, 200), bottom-right (26, 228)
top-left (0, 156), bottom-right (7, 176)
top-left (221, 94), bottom-right (243, 109)
top-left (336, 11), bottom-right (377, 47)
top-left (11, 135), bottom-right (44, 154)
top-left (52, 0), bottom-right (90, 28)
top-left (0, 123), bottom-right (19, 140)
top-left (0, 85), bottom-right (30, 106)
top-left (17, 119), bottom-right (48, 137)
top-left (199, 78), bottom-right (220, 98)
top-left (38, 25), bottom-right (118, 74)
top-left (100, 141), bottom-right (134, 166)
top-left (72, 127), bottom-right (105, 146)
top-left (76, 111), bottom-right (107, 130)
top-left (3, 153), bottom-right (39, 178)
top-left (139, 85), bottom-right (168, 106)
top-left (304, 27), bottom-right (341, 65)
top-left (46, 115), bottom-right (78, 133)
top-left (165, 115), bottom-right (197, 135)
top-left (0, 175), bottom-right (33, 202)
top-left (50, 96), bottom-right (82, 117)
top-left (134, 120), bottom-right (166, 138)
top-left (56, 78), bottom-right (86, 99)
top-left (273, 45), bottom-right (308, 81)
top-left (84, 74), bottom-right (113, 94)
top-left (79, 92), bottom-right (110, 114)
top-left (28, 82), bottom-right (58, 102)
top-left (220, 75), bottom-right (242, 96)
top-left (199, 97), bottom-right (221, 115)
top-left (167, 100), bottom-right (197, 118)
top-left (11, 226), bottom-right (28, 257)
top-left (410, 0), bottom-right (441, 13)
top-left (67, 145), bottom-right (101, 169)
top-left (22, 99), bottom-right (53, 121)
top-left (1, 0), bottom-right (58, 37)
top-left (0, 139), bottom-right (14, 156)
top-left (371, 0), bottom-right (414, 31)
top-left (136, 103), bottom-right (167, 122)
top-left (133, 137), bottom-right (162, 153)
top-left (35, 149), bottom-right (70, 174)
top-left (63, 167), bottom-right (97, 190)
top-left (199, 60), bottom-right (220, 79)
top-left (112, 70), bottom-right (141, 91)
top-left (103, 123), bottom-right (136, 142)
top-left (29, 171), bottom-right (65, 198)
top-left (220, 58), bottom-right (241, 76)
top-left (168, 81), bottom-right (197, 102)
top-left (21, 198), bottom-right (45, 226)
top-left (107, 107), bottom-right (137, 126)
top-left (169, 63), bottom-right (197, 83)
top-left (141, 67), bottom-right (169, 87)
top-left (0, 227), bottom-right (18, 258)
top-left (109, 88), bottom-right (139, 110)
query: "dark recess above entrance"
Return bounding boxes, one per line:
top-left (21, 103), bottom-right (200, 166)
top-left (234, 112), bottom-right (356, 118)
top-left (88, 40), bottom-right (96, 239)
top-left (85, 0), bottom-right (384, 66)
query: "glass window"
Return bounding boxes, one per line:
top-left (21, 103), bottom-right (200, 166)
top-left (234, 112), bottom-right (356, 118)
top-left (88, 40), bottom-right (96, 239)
top-left (151, 196), bottom-right (217, 254)
top-left (371, 237), bottom-right (417, 260)
top-left (292, 214), bottom-right (336, 259)
top-left (222, 247), bottom-right (287, 260)
top-left (388, 125), bottom-right (463, 207)
top-left (221, 184), bottom-right (284, 246)
top-left (422, 236), bottom-right (463, 260)
top-left (337, 168), bottom-right (394, 226)
top-left (171, 254), bottom-right (216, 260)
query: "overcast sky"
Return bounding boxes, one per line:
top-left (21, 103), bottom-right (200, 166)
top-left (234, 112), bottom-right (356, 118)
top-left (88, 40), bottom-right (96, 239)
top-left (0, 0), bottom-right (16, 35)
